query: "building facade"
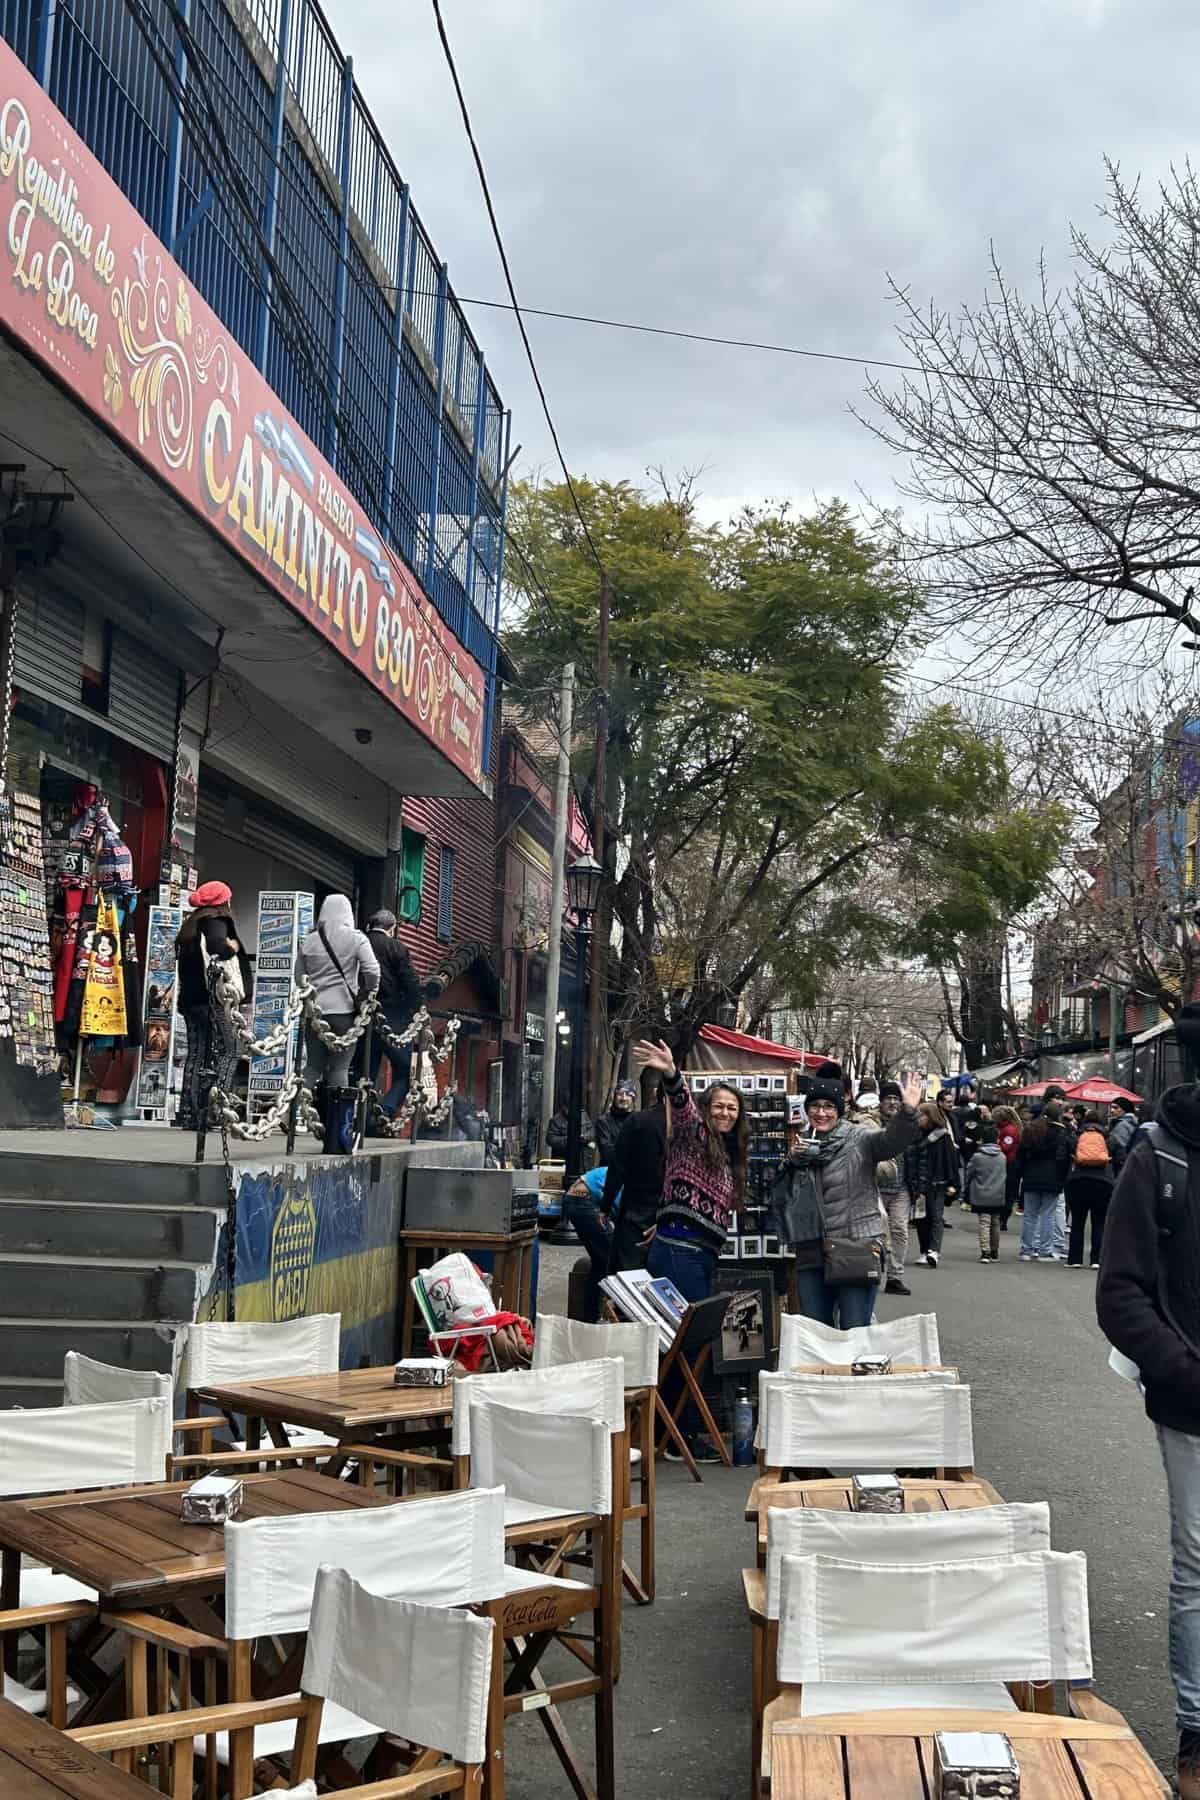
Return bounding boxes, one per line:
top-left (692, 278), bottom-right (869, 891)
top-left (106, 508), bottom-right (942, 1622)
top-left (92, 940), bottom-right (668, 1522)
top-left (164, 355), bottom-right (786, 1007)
top-left (0, 2), bottom-right (511, 1122)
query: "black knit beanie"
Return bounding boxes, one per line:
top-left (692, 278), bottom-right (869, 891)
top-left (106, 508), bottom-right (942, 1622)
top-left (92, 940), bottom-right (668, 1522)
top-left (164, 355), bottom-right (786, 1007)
top-left (878, 1080), bottom-right (902, 1102)
top-left (805, 1078), bottom-right (845, 1118)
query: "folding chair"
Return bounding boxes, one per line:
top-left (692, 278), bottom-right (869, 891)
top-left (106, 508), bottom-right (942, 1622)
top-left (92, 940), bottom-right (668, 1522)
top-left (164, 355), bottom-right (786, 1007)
top-left (98, 1484), bottom-right (506, 1797)
top-left (470, 1396), bottom-right (617, 1800)
top-left (744, 1502), bottom-right (1051, 1800)
top-left (777, 1309), bottom-right (941, 1368)
top-left (171, 1313), bottom-right (343, 1478)
top-left (533, 1314), bottom-right (659, 1603)
top-left (762, 1547), bottom-right (1094, 1795)
top-left (756, 1373), bottom-right (975, 1484)
top-left (0, 1395), bottom-right (170, 1723)
top-left (650, 1292), bottom-right (733, 1481)
top-left (71, 1561), bottom-right (494, 1798)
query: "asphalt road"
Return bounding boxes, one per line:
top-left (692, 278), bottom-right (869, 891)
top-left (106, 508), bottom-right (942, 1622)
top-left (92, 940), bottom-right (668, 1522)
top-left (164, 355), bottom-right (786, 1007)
top-left (516, 1219), bottom-right (1176, 1798)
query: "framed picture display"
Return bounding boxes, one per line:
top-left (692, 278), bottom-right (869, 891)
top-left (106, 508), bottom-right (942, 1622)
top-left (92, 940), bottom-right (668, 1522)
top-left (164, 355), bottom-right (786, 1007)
top-left (711, 1266), bottom-right (776, 1375)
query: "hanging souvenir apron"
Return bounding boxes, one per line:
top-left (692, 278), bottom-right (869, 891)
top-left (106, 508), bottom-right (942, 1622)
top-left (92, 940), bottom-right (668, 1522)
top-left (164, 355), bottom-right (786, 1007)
top-left (80, 895), bottom-right (128, 1039)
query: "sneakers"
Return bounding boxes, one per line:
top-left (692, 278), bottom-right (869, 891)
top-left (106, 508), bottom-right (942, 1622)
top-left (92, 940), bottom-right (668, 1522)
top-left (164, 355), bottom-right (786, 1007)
top-left (923, 1251), bottom-right (939, 1268)
top-left (978, 1252), bottom-right (990, 1263)
top-left (664, 1435), bottom-right (724, 1466)
top-left (1089, 1262), bottom-right (1100, 1270)
top-left (1019, 1252), bottom-right (1035, 1262)
top-left (884, 1277), bottom-right (912, 1296)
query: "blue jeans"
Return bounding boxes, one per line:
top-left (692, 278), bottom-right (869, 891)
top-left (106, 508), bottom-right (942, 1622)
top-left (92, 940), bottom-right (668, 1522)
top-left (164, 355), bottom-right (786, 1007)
top-left (564, 1194), bottom-right (613, 1322)
top-left (794, 1266), bottom-right (879, 1329)
top-left (1158, 1424), bottom-right (1200, 1732)
top-left (1053, 1191), bottom-right (1068, 1259)
top-left (1021, 1188), bottom-right (1058, 1258)
top-left (646, 1235), bottom-right (718, 1440)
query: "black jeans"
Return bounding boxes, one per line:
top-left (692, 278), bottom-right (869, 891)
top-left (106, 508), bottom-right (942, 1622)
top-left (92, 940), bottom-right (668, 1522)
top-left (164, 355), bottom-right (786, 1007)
top-left (564, 1193), bottom-right (613, 1322)
top-left (609, 1209), bottom-right (653, 1274)
top-left (915, 1188), bottom-right (946, 1257)
top-left (1067, 1189), bottom-right (1110, 1266)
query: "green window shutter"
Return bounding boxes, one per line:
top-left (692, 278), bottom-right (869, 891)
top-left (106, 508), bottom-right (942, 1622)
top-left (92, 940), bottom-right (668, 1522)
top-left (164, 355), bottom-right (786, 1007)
top-left (399, 829), bottom-right (425, 923)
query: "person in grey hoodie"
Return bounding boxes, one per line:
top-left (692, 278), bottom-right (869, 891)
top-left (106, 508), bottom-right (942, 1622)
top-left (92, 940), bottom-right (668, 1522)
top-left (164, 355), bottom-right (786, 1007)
top-left (964, 1123), bottom-right (1008, 1262)
top-left (772, 1072), bottom-right (921, 1326)
top-left (295, 894), bottom-right (380, 1105)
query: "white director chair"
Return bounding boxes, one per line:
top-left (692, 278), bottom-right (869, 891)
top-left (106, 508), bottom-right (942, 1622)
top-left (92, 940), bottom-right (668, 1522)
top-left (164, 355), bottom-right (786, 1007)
top-left (172, 1313), bottom-right (343, 1477)
top-left (757, 1373), bottom-right (975, 1483)
top-left (0, 1394), bottom-right (170, 1723)
top-left (777, 1310), bottom-right (942, 1368)
top-left (744, 1502), bottom-right (1052, 1800)
top-left (761, 1548), bottom-right (1094, 1795)
top-left (70, 1561), bottom-right (495, 1799)
top-left (533, 1314), bottom-right (659, 1603)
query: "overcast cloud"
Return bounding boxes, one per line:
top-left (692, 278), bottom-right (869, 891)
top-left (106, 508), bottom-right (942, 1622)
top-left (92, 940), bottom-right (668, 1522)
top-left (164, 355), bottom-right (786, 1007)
top-left (328, 0), bottom-right (1198, 526)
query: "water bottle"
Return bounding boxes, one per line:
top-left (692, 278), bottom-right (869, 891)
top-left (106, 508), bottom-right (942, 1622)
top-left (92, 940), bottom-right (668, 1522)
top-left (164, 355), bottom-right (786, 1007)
top-left (732, 1388), bottom-right (755, 1466)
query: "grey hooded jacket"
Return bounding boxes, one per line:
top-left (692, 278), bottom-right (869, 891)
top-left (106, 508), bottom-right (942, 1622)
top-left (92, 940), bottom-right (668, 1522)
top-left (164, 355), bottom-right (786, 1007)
top-left (295, 894), bottom-right (380, 1015)
top-left (776, 1106), bottom-right (920, 1268)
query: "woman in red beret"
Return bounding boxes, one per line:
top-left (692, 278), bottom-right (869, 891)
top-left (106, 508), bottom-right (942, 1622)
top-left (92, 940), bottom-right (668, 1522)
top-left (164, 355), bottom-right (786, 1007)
top-left (174, 881), bottom-right (252, 1129)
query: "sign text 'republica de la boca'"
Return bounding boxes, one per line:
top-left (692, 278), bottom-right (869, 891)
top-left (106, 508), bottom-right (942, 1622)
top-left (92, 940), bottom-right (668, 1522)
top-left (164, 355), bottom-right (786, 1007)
top-left (0, 41), bottom-right (486, 788)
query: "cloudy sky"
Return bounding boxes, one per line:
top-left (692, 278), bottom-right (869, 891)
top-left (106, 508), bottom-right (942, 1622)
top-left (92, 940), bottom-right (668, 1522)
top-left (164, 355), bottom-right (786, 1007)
top-left (327, 0), bottom-right (1196, 529)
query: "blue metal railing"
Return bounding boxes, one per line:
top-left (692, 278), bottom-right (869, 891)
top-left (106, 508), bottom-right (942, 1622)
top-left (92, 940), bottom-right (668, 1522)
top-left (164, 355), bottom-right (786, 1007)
top-left (2, 0), bottom-right (507, 695)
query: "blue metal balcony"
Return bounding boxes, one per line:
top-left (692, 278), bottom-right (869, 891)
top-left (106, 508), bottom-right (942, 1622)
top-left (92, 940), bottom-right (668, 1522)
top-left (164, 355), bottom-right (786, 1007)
top-left (0, 0), bottom-right (508, 698)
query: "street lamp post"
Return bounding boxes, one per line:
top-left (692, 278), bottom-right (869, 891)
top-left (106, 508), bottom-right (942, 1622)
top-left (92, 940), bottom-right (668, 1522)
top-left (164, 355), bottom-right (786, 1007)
top-left (562, 854), bottom-right (603, 1188)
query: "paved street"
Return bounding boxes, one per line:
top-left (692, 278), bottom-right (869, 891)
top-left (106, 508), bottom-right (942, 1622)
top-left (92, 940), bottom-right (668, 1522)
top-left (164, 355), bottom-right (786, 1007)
top-left (520, 1225), bottom-right (1175, 1798)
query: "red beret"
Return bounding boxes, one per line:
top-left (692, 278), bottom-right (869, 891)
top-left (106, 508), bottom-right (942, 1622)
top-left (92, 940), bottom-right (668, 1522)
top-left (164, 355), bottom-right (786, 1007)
top-left (188, 880), bottom-right (232, 909)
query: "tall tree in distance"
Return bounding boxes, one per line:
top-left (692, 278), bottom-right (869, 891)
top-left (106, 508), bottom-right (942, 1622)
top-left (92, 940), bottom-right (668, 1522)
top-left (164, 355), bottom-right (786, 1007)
top-left (505, 477), bottom-right (1069, 1079)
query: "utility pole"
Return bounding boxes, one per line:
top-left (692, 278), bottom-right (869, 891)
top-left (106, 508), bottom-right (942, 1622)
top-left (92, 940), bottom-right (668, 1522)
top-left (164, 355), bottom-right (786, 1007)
top-left (540, 662), bottom-right (574, 1147)
top-left (589, 573), bottom-right (611, 1104)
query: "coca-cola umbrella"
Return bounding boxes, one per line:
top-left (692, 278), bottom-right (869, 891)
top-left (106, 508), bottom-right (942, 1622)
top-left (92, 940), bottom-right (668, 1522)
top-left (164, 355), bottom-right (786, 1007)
top-left (1007, 1081), bottom-right (1058, 1098)
top-left (1064, 1078), bottom-right (1142, 1105)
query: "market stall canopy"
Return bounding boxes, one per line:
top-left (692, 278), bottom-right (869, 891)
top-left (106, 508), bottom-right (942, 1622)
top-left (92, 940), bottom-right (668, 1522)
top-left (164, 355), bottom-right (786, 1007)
top-left (693, 1024), bottom-right (827, 1073)
top-left (1065, 1078), bottom-right (1142, 1105)
top-left (963, 1058), bottom-right (1031, 1086)
top-left (1008, 1081), bottom-right (1058, 1098)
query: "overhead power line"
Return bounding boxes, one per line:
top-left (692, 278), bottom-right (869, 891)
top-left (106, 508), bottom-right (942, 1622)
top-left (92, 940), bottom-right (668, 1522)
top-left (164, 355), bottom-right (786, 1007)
top-left (428, 0), bottom-right (609, 584)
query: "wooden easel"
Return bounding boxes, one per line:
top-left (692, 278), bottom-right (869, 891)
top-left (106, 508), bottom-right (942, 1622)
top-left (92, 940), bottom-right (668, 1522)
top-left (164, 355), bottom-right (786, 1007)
top-left (653, 1293), bottom-right (734, 1482)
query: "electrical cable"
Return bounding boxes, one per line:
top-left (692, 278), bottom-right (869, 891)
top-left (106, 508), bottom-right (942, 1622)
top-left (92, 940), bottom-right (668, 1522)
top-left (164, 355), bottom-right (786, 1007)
top-left (428, 0), bottom-right (608, 584)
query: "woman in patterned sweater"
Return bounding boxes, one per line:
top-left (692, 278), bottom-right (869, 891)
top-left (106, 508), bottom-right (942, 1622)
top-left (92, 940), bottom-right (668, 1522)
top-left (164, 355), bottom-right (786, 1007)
top-left (632, 1037), bottom-right (749, 1462)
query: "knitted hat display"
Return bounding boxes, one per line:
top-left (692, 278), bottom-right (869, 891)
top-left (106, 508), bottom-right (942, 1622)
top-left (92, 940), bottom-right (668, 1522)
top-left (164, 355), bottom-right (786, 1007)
top-left (805, 1078), bottom-right (845, 1117)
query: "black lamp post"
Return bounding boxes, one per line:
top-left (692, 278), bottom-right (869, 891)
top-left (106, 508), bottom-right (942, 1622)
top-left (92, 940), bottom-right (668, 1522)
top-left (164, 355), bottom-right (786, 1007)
top-left (563, 854), bottom-right (603, 1187)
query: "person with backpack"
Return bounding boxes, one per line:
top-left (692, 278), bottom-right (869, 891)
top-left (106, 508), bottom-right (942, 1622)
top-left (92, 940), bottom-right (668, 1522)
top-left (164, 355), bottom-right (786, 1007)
top-left (1108, 1094), bottom-right (1140, 1172)
top-left (1097, 1078), bottom-right (1200, 1799)
top-left (1065, 1110), bottom-right (1114, 1269)
top-left (905, 1101), bottom-right (960, 1269)
top-left (964, 1122), bottom-right (1008, 1261)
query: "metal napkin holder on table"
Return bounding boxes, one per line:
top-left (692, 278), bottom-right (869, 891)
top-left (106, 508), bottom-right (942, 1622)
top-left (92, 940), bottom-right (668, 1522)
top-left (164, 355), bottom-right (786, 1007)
top-left (180, 1475), bottom-right (243, 1524)
top-left (851, 1354), bottom-right (892, 1375)
top-left (933, 1732), bottom-right (1020, 1797)
top-left (393, 1357), bottom-right (454, 1387)
top-left (851, 1471), bottom-right (904, 1513)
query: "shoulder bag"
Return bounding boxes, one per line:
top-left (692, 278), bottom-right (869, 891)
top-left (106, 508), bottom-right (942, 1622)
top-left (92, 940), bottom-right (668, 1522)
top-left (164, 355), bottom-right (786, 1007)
top-left (823, 1236), bottom-right (883, 1286)
top-left (318, 924), bottom-right (372, 1009)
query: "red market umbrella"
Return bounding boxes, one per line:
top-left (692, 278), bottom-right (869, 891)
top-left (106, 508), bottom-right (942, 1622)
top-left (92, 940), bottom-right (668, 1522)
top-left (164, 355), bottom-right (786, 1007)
top-left (1007, 1081), bottom-right (1057, 1098)
top-left (1064, 1078), bottom-right (1142, 1105)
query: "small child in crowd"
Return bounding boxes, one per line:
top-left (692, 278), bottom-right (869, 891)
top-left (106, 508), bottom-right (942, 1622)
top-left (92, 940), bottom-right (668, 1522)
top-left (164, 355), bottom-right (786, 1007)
top-left (965, 1122), bottom-right (1008, 1262)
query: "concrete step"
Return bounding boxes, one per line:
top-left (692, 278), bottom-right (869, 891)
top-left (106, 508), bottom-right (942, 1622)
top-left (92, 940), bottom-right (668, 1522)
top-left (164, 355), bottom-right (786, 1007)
top-left (0, 1259), bottom-right (200, 1322)
top-left (0, 1319), bottom-right (176, 1383)
top-left (0, 1151), bottom-right (232, 1208)
top-left (0, 1198), bottom-right (220, 1264)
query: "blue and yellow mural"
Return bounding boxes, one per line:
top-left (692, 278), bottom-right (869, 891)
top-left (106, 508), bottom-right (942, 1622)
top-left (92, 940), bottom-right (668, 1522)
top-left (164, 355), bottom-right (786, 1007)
top-left (198, 1156), bottom-right (406, 1367)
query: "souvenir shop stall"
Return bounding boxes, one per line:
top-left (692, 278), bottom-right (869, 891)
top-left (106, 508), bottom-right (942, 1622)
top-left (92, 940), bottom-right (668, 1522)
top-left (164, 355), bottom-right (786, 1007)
top-left (0, 693), bottom-right (173, 1127)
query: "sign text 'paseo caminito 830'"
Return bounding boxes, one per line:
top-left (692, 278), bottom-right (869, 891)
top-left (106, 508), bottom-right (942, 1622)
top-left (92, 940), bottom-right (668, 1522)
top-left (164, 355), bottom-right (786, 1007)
top-left (0, 40), bottom-right (486, 788)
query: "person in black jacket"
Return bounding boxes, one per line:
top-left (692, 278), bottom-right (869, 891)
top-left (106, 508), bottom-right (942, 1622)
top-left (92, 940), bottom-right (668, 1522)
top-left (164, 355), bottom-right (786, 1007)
top-left (905, 1102), bottom-right (960, 1269)
top-left (595, 1080), bottom-right (638, 1162)
top-left (174, 880), bottom-right (252, 1130)
top-left (602, 1098), bottom-right (667, 1273)
top-left (1097, 1083), bottom-right (1200, 1799)
top-left (1107, 1095), bottom-right (1139, 1172)
top-left (365, 910), bottom-right (421, 1118)
top-left (1015, 1101), bottom-right (1073, 1262)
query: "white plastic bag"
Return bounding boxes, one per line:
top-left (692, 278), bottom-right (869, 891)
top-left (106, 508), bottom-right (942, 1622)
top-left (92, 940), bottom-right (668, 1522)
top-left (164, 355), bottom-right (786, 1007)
top-left (420, 1252), bottom-right (493, 1330)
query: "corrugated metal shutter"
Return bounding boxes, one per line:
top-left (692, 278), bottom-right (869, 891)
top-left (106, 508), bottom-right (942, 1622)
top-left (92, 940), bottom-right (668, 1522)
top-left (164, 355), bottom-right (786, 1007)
top-left (106, 628), bottom-right (180, 761)
top-left (198, 785), bottom-right (358, 894)
top-left (13, 582), bottom-right (83, 708)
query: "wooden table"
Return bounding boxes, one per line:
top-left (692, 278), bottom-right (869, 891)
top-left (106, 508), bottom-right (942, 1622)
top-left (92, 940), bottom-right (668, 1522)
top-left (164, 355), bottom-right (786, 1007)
top-left (770, 1708), bottom-right (1167, 1798)
top-left (399, 1227), bottom-right (537, 1355)
top-left (747, 1474), bottom-right (1003, 1565)
top-left (0, 1693), bottom-right (149, 1796)
top-left (195, 1364), bottom-right (456, 1474)
top-left (0, 1469), bottom-right (388, 1613)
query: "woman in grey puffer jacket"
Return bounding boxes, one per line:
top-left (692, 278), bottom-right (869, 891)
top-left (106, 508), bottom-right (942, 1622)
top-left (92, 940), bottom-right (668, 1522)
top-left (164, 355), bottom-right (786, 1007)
top-left (772, 1072), bottom-right (922, 1327)
top-left (296, 894), bottom-right (380, 1102)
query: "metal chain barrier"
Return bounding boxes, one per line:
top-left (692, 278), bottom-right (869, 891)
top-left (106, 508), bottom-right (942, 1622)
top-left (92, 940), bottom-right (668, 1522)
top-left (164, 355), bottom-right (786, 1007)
top-left (209, 1064), bottom-right (324, 1141)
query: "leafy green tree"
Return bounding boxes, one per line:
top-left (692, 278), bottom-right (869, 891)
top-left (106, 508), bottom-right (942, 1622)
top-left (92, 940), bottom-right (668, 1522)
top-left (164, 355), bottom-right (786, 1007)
top-left (505, 478), bottom-right (1068, 1073)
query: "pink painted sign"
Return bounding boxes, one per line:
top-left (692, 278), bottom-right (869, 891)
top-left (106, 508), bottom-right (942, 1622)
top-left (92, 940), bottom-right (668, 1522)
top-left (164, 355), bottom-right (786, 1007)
top-left (0, 42), bottom-right (486, 787)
